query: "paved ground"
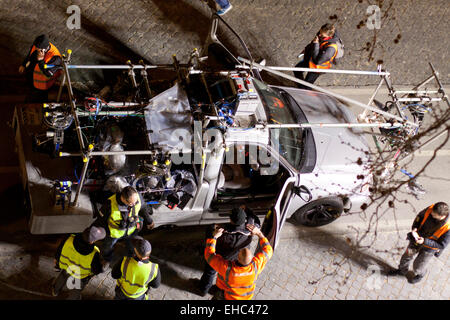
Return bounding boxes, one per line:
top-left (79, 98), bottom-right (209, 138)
top-left (0, 0), bottom-right (448, 303)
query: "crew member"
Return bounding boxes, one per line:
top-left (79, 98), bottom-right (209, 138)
top-left (389, 202), bottom-right (449, 284)
top-left (112, 236), bottom-right (161, 300)
top-left (52, 226), bottom-right (106, 299)
top-left (204, 223), bottom-right (273, 300)
top-left (294, 23), bottom-right (340, 89)
top-left (98, 186), bottom-right (155, 264)
top-left (196, 205), bottom-right (261, 296)
top-left (19, 34), bottom-right (62, 102)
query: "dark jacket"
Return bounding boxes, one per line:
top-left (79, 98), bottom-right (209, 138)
top-left (54, 233), bottom-right (103, 275)
top-left (111, 255), bottom-right (161, 290)
top-left (411, 207), bottom-right (450, 256)
top-left (21, 44), bottom-right (62, 87)
top-left (310, 30), bottom-right (340, 66)
top-left (98, 193), bottom-right (153, 236)
top-left (206, 208), bottom-right (261, 261)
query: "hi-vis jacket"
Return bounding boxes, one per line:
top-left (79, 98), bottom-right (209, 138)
top-left (116, 257), bottom-right (159, 299)
top-left (58, 234), bottom-right (100, 279)
top-left (107, 194), bottom-right (141, 239)
top-left (413, 204), bottom-right (450, 256)
top-left (308, 33), bottom-right (340, 69)
top-left (205, 236), bottom-right (273, 300)
top-left (27, 43), bottom-right (62, 90)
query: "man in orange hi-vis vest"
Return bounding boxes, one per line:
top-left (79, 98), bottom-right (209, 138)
top-left (389, 202), bottom-right (449, 284)
top-left (19, 34), bottom-right (62, 102)
top-left (204, 223), bottom-right (273, 300)
top-left (294, 23), bottom-right (340, 89)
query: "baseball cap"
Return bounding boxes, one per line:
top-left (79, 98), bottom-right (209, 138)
top-left (230, 207), bottom-right (246, 226)
top-left (82, 226), bottom-right (106, 243)
top-left (131, 236), bottom-right (152, 258)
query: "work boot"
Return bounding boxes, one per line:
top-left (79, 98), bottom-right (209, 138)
top-left (388, 268), bottom-right (407, 276)
top-left (189, 278), bottom-right (208, 297)
top-left (408, 274), bottom-right (424, 284)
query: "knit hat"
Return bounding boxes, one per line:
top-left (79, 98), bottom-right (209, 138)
top-left (230, 207), bottom-right (246, 226)
top-left (131, 236), bottom-right (152, 258)
top-left (82, 226), bottom-right (106, 243)
top-left (33, 34), bottom-right (50, 49)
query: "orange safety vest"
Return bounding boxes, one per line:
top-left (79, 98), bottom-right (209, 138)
top-left (418, 204), bottom-right (450, 251)
top-left (30, 42), bottom-right (62, 90)
top-left (205, 236), bottom-right (273, 300)
top-left (309, 41), bottom-right (338, 69)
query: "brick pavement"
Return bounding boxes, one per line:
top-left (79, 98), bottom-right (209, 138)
top-left (0, 219), bottom-right (448, 300)
top-left (0, 0), bottom-right (448, 87)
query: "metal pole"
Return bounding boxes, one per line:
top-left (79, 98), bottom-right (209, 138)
top-left (238, 65), bottom-right (391, 76)
top-left (59, 150), bottom-right (159, 157)
top-left (56, 50), bottom-right (72, 102)
top-left (61, 60), bottom-right (86, 151)
top-left (237, 57), bottom-right (418, 127)
top-left (361, 77), bottom-right (384, 117)
top-left (72, 156), bottom-right (89, 206)
top-left (397, 129), bottom-right (449, 165)
top-left (261, 122), bottom-right (404, 129)
top-left (429, 62), bottom-right (450, 109)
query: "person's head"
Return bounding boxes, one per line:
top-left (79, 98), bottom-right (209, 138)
top-left (82, 226), bottom-right (106, 244)
top-left (33, 34), bottom-right (50, 53)
top-left (318, 23), bottom-right (335, 39)
top-left (237, 248), bottom-right (253, 266)
top-left (230, 207), bottom-right (246, 226)
top-left (131, 236), bottom-right (152, 261)
top-left (431, 202), bottom-right (449, 220)
top-left (120, 186), bottom-right (139, 207)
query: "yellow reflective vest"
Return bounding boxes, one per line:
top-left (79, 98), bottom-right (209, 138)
top-left (58, 234), bottom-right (99, 279)
top-left (117, 257), bottom-right (159, 299)
top-left (107, 194), bottom-right (141, 239)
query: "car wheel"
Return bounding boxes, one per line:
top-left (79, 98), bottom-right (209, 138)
top-left (293, 197), bottom-right (344, 227)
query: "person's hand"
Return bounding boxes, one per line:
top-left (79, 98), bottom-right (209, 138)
top-left (18, 65), bottom-right (25, 74)
top-left (212, 226), bottom-right (224, 239)
top-left (246, 224), bottom-right (263, 238)
top-left (416, 237), bottom-right (424, 245)
top-left (313, 35), bottom-right (319, 43)
top-left (146, 222), bottom-right (155, 230)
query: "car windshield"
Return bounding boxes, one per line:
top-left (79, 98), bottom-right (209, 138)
top-left (252, 78), bottom-right (303, 169)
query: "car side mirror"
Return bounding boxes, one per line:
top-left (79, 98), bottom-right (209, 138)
top-left (294, 185), bottom-right (312, 202)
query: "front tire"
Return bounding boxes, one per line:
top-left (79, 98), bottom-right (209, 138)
top-left (293, 197), bottom-right (344, 227)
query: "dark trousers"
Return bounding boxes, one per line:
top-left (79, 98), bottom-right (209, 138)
top-left (293, 43), bottom-right (321, 89)
top-left (199, 262), bottom-right (217, 293)
top-left (398, 243), bottom-right (434, 277)
top-left (52, 269), bottom-right (91, 300)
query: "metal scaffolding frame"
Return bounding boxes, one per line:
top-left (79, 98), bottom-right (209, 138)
top-left (51, 49), bottom-right (447, 207)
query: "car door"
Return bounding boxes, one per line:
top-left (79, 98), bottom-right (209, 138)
top-left (261, 175), bottom-right (297, 250)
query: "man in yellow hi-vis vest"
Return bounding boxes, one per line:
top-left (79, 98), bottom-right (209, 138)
top-left (112, 236), bottom-right (161, 300)
top-left (52, 226), bottom-right (106, 299)
top-left (389, 202), bottom-right (449, 284)
top-left (98, 186), bottom-right (155, 265)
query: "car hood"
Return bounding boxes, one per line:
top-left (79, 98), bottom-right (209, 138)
top-left (275, 86), bottom-right (370, 171)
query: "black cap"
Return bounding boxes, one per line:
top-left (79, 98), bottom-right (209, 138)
top-left (82, 226), bottom-right (106, 243)
top-left (33, 34), bottom-right (50, 49)
top-left (230, 207), bottom-right (246, 226)
top-left (131, 236), bottom-right (152, 258)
